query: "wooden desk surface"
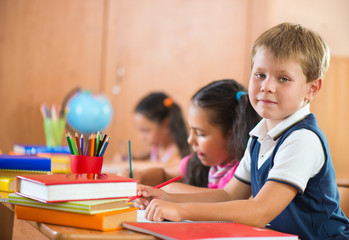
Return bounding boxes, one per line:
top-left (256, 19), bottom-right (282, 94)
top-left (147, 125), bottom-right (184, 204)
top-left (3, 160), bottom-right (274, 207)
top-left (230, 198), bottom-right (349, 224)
top-left (26, 221), bottom-right (157, 240)
top-left (2, 202), bottom-right (157, 240)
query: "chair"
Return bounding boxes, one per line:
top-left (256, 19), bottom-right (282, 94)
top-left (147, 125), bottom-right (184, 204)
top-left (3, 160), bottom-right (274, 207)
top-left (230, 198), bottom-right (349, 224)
top-left (338, 184), bottom-right (349, 217)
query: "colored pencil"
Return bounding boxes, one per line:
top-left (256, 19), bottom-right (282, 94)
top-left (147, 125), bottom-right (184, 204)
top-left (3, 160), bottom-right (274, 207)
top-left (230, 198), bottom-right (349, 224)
top-left (97, 134), bottom-right (107, 155)
top-left (65, 132), bottom-right (74, 154)
top-left (95, 131), bottom-right (100, 156)
top-left (75, 132), bottom-right (82, 155)
top-left (128, 176), bottom-right (182, 202)
top-left (80, 134), bottom-right (84, 155)
top-left (87, 135), bottom-right (92, 156)
top-left (128, 140), bottom-right (133, 178)
top-left (89, 134), bottom-right (94, 157)
top-left (98, 136), bottom-right (110, 157)
top-left (69, 133), bottom-right (78, 155)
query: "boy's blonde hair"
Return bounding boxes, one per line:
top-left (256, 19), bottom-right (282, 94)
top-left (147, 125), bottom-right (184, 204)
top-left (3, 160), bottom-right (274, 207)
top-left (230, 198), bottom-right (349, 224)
top-left (251, 22), bottom-right (330, 82)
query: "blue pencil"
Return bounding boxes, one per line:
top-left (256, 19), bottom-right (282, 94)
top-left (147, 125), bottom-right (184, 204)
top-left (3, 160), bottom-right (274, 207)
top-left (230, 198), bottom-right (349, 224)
top-left (99, 136), bottom-right (110, 157)
top-left (80, 134), bottom-right (84, 155)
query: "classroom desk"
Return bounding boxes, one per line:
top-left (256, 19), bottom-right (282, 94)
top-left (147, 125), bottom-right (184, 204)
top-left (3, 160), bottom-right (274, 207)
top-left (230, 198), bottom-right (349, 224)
top-left (1, 202), bottom-right (157, 240)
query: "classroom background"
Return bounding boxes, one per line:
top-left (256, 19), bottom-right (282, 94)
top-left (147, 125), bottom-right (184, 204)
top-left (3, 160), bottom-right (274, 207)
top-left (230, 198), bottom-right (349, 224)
top-left (1, 0), bottom-right (349, 178)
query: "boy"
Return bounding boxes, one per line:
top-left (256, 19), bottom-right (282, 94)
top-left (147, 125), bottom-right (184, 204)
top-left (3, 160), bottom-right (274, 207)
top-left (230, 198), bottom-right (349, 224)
top-left (135, 23), bottom-right (349, 239)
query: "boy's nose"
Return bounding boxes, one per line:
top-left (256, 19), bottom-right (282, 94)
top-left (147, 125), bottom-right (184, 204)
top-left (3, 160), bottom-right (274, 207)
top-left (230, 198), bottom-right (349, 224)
top-left (260, 78), bottom-right (275, 93)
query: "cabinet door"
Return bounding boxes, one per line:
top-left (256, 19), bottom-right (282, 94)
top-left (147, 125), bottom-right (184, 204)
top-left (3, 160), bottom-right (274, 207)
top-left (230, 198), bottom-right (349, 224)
top-left (103, 0), bottom-right (252, 157)
top-left (0, 0), bottom-right (105, 153)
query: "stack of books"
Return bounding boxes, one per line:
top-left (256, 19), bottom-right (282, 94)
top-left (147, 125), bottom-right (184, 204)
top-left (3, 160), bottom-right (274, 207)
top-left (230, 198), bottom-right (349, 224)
top-left (0, 154), bottom-right (51, 202)
top-left (12, 144), bottom-right (71, 173)
top-left (9, 173), bottom-right (138, 231)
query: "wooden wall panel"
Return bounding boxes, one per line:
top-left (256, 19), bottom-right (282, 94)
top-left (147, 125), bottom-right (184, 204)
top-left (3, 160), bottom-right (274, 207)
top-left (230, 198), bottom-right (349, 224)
top-left (103, 0), bottom-right (252, 160)
top-left (311, 57), bottom-right (349, 178)
top-left (0, 0), bottom-right (105, 153)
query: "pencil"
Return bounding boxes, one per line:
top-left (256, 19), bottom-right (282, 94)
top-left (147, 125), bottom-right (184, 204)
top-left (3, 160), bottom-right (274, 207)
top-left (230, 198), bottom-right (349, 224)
top-left (65, 132), bottom-right (74, 154)
top-left (80, 134), bottom-right (84, 155)
top-left (90, 133), bottom-right (95, 157)
top-left (97, 134), bottom-right (107, 155)
top-left (95, 131), bottom-right (100, 156)
top-left (87, 135), bottom-right (92, 156)
top-left (128, 176), bottom-right (182, 202)
top-left (75, 132), bottom-right (82, 155)
top-left (98, 136), bottom-right (110, 157)
top-left (69, 132), bottom-right (78, 155)
top-left (128, 140), bottom-right (133, 178)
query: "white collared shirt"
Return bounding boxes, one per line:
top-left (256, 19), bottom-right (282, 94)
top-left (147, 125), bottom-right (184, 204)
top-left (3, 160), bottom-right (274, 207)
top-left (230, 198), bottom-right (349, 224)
top-left (235, 104), bottom-right (325, 192)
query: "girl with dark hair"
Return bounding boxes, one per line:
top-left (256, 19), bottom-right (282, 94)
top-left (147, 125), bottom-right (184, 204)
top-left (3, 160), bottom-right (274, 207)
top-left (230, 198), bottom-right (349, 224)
top-left (179, 79), bottom-right (260, 189)
top-left (128, 79), bottom-right (260, 190)
top-left (133, 92), bottom-right (190, 164)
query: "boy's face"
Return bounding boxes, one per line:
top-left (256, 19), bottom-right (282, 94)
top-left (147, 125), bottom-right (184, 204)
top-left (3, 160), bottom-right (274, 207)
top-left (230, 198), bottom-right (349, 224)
top-left (248, 47), bottom-right (320, 130)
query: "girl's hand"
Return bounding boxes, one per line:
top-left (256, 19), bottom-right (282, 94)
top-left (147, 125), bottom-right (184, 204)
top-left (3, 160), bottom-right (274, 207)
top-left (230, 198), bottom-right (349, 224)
top-left (133, 184), bottom-right (170, 209)
top-left (144, 199), bottom-right (183, 222)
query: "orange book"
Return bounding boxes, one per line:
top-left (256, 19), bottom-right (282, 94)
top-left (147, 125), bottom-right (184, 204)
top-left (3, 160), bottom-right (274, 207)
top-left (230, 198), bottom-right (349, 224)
top-left (15, 205), bottom-right (138, 231)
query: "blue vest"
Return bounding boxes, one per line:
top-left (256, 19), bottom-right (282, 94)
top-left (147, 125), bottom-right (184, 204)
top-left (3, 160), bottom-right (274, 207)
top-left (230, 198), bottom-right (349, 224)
top-left (250, 114), bottom-right (349, 240)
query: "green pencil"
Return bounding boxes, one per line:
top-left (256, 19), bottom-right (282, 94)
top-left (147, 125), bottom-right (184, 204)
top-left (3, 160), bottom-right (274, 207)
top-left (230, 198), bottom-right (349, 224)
top-left (128, 140), bottom-right (133, 178)
top-left (69, 132), bottom-right (78, 155)
top-left (65, 132), bottom-right (74, 154)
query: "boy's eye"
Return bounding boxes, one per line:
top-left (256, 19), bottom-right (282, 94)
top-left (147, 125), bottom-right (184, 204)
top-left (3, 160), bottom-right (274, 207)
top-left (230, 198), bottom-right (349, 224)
top-left (256, 73), bottom-right (266, 79)
top-left (280, 77), bottom-right (289, 82)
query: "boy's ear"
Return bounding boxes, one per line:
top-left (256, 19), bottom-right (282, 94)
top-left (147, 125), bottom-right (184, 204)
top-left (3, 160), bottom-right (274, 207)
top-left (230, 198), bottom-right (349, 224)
top-left (305, 78), bottom-right (322, 101)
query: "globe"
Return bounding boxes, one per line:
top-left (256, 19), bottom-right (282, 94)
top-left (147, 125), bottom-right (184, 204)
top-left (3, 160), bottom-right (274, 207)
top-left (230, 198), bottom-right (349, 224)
top-left (66, 91), bottom-right (113, 134)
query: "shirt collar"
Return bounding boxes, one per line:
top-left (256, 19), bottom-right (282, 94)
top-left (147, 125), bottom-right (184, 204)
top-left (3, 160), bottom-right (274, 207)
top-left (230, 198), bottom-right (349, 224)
top-left (250, 104), bottom-right (311, 141)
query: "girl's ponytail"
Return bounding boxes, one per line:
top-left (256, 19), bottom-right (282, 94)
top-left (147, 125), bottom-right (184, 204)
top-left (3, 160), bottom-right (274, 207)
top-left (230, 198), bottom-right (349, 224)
top-left (230, 92), bottom-right (260, 159)
top-left (168, 102), bottom-right (191, 158)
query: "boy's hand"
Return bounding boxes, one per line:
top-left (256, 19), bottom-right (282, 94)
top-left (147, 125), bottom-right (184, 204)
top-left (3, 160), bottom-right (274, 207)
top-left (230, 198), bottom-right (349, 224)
top-left (144, 199), bottom-right (183, 222)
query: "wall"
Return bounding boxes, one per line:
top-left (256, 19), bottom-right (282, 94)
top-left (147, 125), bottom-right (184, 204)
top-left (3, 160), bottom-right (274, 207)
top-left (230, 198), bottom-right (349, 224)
top-left (0, 0), bottom-right (254, 161)
top-left (1, 0), bottom-right (348, 178)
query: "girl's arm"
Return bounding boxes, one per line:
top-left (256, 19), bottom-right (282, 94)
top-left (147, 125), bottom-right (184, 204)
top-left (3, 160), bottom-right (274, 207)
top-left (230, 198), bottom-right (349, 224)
top-left (162, 182), bottom-right (213, 193)
top-left (135, 177), bottom-right (251, 208)
top-left (144, 180), bottom-right (297, 228)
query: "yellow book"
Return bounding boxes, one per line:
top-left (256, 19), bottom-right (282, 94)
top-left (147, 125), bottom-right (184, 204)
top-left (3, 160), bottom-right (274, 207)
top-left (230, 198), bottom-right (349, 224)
top-left (0, 176), bottom-right (15, 192)
top-left (37, 153), bottom-right (71, 173)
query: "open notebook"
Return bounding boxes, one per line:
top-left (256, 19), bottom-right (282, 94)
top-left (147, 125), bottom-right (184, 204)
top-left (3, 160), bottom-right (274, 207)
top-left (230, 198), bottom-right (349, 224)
top-left (131, 210), bottom-right (298, 240)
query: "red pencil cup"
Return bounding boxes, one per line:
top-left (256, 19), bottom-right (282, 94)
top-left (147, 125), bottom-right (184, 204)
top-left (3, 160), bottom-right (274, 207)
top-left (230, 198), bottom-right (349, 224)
top-left (70, 155), bottom-right (103, 174)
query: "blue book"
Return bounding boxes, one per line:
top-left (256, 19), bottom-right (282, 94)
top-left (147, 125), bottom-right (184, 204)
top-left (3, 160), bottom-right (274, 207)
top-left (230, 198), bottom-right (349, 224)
top-left (0, 155), bottom-right (51, 171)
top-left (13, 144), bottom-right (70, 155)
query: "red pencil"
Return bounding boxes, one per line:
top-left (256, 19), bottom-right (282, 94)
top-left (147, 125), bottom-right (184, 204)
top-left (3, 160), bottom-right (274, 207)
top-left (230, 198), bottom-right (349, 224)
top-left (128, 176), bottom-right (182, 202)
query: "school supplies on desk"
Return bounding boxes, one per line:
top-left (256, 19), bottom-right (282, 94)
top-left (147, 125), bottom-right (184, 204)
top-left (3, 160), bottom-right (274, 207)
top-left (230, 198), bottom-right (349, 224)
top-left (122, 222), bottom-right (298, 240)
top-left (16, 205), bottom-right (138, 231)
top-left (0, 176), bottom-right (15, 192)
top-left (37, 153), bottom-right (70, 173)
top-left (15, 173), bottom-right (137, 203)
top-left (128, 176), bottom-right (182, 202)
top-left (65, 131), bottom-right (110, 157)
top-left (70, 155), bottom-right (103, 174)
top-left (128, 140), bottom-right (133, 178)
top-left (8, 193), bottom-right (129, 214)
top-left (13, 144), bottom-right (70, 155)
top-left (41, 103), bottom-right (67, 147)
top-left (0, 154), bottom-right (51, 171)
